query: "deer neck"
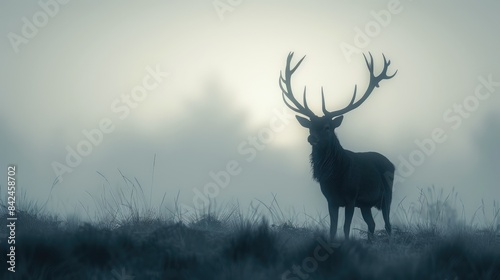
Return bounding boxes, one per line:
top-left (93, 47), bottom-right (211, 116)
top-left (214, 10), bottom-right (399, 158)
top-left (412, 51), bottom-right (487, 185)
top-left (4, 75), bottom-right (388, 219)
top-left (310, 136), bottom-right (349, 183)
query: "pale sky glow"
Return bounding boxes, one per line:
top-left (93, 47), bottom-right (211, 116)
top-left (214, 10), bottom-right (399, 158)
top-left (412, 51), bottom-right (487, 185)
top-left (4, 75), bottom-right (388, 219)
top-left (1, 1), bottom-right (499, 225)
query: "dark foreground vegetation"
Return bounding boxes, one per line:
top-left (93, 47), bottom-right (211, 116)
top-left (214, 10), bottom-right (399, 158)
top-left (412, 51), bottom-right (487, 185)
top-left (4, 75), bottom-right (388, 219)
top-left (1, 212), bottom-right (499, 279)
top-left (1, 185), bottom-right (499, 279)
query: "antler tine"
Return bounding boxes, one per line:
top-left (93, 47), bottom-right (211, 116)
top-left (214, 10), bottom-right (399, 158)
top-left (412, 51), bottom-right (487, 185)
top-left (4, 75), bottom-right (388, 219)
top-left (279, 52), bottom-right (316, 118)
top-left (382, 53), bottom-right (388, 66)
top-left (323, 53), bottom-right (397, 118)
top-left (321, 87), bottom-right (327, 115)
top-left (363, 52), bottom-right (375, 73)
top-left (302, 87), bottom-right (310, 110)
top-left (377, 53), bottom-right (398, 82)
top-left (382, 54), bottom-right (398, 80)
top-left (279, 70), bottom-right (299, 114)
top-left (290, 53), bottom-right (306, 74)
top-left (281, 91), bottom-right (302, 114)
top-left (349, 85), bottom-right (357, 105)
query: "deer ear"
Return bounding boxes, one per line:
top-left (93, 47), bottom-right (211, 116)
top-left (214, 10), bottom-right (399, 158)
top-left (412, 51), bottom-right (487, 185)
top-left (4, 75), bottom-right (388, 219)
top-left (296, 116), bottom-right (311, 128)
top-left (331, 116), bottom-right (344, 128)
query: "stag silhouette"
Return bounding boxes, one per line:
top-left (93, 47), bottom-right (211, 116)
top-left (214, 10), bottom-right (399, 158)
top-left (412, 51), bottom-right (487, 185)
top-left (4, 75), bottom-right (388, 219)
top-left (279, 52), bottom-right (397, 241)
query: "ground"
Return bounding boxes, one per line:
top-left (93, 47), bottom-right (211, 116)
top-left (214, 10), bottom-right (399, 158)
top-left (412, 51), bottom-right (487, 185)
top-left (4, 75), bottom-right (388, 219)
top-left (1, 207), bottom-right (499, 280)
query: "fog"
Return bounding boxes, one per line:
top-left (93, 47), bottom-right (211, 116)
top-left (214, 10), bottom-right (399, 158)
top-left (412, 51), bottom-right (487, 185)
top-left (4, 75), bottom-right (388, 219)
top-left (1, 1), bottom-right (499, 225)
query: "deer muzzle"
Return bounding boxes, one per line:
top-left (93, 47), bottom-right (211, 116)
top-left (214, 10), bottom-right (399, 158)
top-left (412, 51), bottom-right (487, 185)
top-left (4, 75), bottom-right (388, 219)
top-left (307, 135), bottom-right (318, 145)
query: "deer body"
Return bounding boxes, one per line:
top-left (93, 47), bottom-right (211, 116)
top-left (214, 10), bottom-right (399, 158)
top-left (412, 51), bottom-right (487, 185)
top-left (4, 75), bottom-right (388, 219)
top-left (279, 52), bottom-right (397, 240)
top-left (312, 142), bottom-right (394, 239)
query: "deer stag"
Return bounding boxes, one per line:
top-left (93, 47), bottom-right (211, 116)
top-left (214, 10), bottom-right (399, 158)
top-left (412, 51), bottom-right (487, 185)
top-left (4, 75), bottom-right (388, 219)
top-left (279, 52), bottom-right (397, 241)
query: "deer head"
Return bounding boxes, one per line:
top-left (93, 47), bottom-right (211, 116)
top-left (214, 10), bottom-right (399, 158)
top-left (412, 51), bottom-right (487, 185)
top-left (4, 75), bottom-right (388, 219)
top-left (279, 52), bottom-right (397, 147)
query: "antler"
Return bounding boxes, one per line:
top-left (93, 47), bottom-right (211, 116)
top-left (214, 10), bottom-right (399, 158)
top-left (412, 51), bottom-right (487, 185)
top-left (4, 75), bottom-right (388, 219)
top-left (322, 52), bottom-right (397, 118)
top-left (279, 52), bottom-right (317, 118)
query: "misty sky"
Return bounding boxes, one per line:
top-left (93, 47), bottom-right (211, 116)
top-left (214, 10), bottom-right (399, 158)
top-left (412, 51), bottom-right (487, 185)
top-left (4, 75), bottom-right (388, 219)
top-left (1, 1), bottom-right (499, 226)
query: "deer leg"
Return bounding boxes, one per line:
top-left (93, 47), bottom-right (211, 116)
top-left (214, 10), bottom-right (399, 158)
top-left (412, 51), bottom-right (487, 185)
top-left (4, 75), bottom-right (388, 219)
top-left (343, 205), bottom-right (355, 240)
top-left (328, 204), bottom-right (339, 242)
top-left (361, 207), bottom-right (375, 241)
top-left (382, 196), bottom-right (392, 235)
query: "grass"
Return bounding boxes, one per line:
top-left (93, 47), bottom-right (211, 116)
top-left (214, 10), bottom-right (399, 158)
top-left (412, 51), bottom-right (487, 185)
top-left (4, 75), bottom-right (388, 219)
top-left (0, 177), bottom-right (499, 279)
